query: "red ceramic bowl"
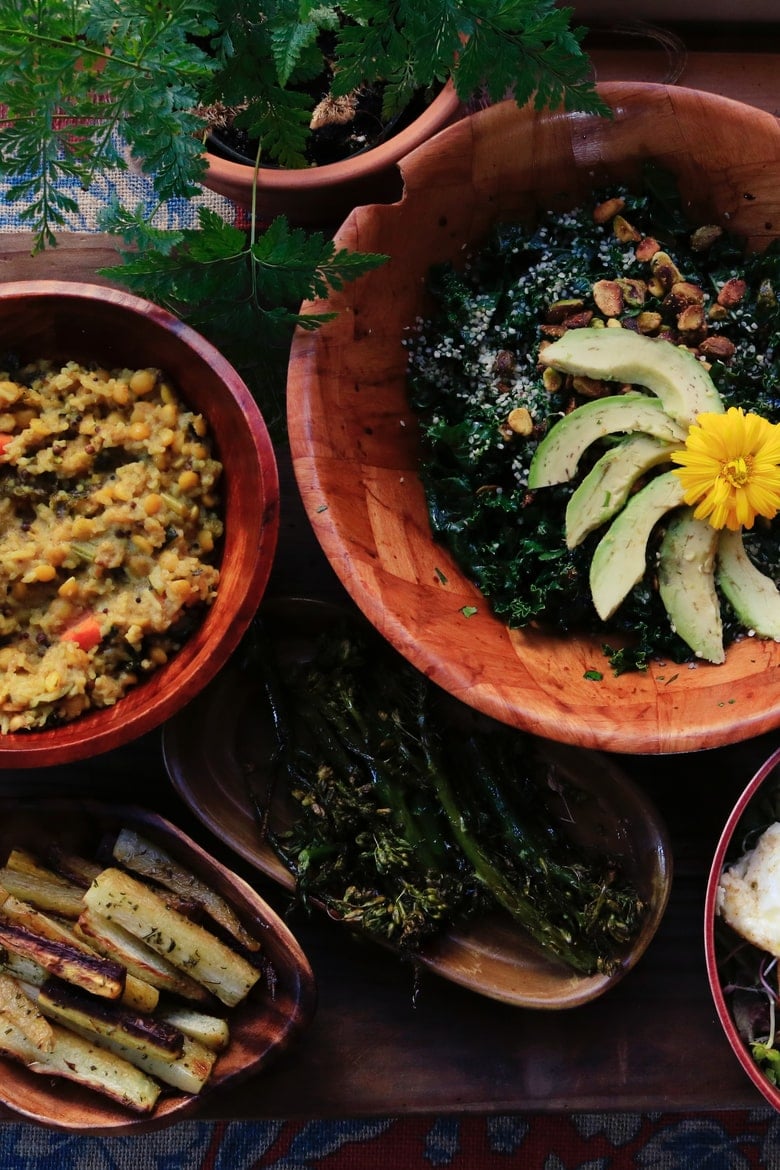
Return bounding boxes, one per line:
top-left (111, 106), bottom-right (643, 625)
top-left (705, 743), bottom-right (780, 1109)
top-left (0, 281), bottom-right (279, 767)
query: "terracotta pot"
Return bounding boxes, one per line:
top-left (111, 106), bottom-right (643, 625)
top-left (202, 80), bottom-right (464, 226)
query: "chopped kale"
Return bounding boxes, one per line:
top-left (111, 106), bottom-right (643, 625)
top-left (406, 165), bottom-right (780, 672)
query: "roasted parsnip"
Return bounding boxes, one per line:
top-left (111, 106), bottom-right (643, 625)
top-left (0, 1012), bottom-right (161, 1114)
top-left (83, 869), bottom-right (261, 1007)
top-left (155, 1004), bottom-right (230, 1052)
top-left (75, 907), bottom-right (213, 1004)
top-left (0, 972), bottom-right (53, 1052)
top-left (112, 829), bottom-right (262, 952)
top-left (5, 848), bottom-right (73, 886)
top-left (0, 869), bottom-right (84, 918)
top-left (0, 917), bottom-right (125, 999)
top-left (0, 896), bottom-right (158, 1013)
top-left (0, 825), bottom-right (268, 1114)
top-left (35, 980), bottom-right (184, 1063)
top-left (44, 845), bottom-right (103, 889)
top-left (57, 1015), bottom-right (218, 1094)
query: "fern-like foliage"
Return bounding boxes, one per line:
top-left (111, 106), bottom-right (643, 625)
top-left (99, 205), bottom-right (387, 437)
top-left (203, 0), bottom-right (607, 163)
top-left (0, 0), bottom-right (604, 434)
top-left (0, 0), bottom-right (217, 250)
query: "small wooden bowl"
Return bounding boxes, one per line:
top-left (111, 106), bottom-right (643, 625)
top-left (705, 744), bottom-right (780, 1111)
top-left (287, 83), bottom-right (780, 755)
top-left (0, 282), bottom-right (279, 767)
top-left (0, 799), bottom-right (316, 1133)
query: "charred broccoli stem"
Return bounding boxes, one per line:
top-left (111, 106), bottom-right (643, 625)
top-left (244, 618), bottom-right (645, 971)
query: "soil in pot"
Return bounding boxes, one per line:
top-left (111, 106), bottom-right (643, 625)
top-left (207, 80), bottom-right (441, 169)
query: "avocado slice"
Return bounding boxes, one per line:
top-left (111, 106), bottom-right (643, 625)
top-left (528, 393), bottom-right (687, 489)
top-left (717, 528), bottom-right (780, 640)
top-left (566, 433), bottom-right (683, 548)
top-left (589, 471), bottom-right (685, 620)
top-left (658, 508), bottom-right (724, 663)
top-left (540, 328), bottom-right (724, 426)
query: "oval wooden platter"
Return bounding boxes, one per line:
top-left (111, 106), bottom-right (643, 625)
top-left (286, 82), bottom-right (780, 754)
top-left (0, 800), bottom-right (316, 1134)
top-left (163, 597), bottom-right (672, 1011)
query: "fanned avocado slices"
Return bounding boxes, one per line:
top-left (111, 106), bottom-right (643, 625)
top-left (566, 433), bottom-right (683, 548)
top-left (528, 394), bottom-right (687, 489)
top-left (539, 327), bottom-right (725, 426)
top-left (589, 471), bottom-right (685, 621)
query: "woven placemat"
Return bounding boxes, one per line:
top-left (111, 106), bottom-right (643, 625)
top-left (0, 148), bottom-right (236, 234)
top-left (1, 1112), bottom-right (778, 1169)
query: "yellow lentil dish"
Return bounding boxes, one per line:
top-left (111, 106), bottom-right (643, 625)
top-left (0, 358), bottom-right (223, 733)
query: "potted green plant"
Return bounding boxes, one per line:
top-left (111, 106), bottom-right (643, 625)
top-left (0, 0), bottom-right (604, 432)
top-left (196, 0), bottom-right (605, 224)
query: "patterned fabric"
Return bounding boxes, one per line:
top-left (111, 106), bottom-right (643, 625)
top-left (1, 1112), bottom-right (779, 1169)
top-left (0, 146), bottom-right (236, 234)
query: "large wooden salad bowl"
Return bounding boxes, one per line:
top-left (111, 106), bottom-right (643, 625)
top-left (287, 83), bottom-right (780, 755)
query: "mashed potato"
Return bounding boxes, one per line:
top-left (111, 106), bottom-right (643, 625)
top-left (717, 822), bottom-right (780, 956)
top-left (0, 358), bottom-right (223, 732)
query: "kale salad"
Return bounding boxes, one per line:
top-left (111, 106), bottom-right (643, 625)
top-left (405, 168), bottom-right (780, 673)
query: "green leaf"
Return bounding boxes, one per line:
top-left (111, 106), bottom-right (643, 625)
top-left (250, 215), bottom-right (387, 305)
top-left (271, 14), bottom-right (322, 87)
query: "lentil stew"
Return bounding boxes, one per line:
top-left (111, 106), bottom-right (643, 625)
top-left (0, 358), bottom-right (222, 732)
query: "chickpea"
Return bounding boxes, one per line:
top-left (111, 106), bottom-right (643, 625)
top-left (128, 421), bottom-right (151, 442)
top-left (129, 368), bottom-right (158, 396)
top-left (178, 469), bottom-right (199, 493)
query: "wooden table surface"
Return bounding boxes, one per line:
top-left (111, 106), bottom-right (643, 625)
top-left (1, 37), bottom-right (780, 1118)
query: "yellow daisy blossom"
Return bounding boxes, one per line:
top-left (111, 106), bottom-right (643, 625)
top-left (671, 406), bottom-right (780, 531)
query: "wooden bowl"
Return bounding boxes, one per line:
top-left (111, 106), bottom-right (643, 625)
top-left (705, 744), bottom-right (780, 1111)
top-left (0, 799), bottom-right (316, 1133)
top-left (0, 282), bottom-right (279, 767)
top-left (287, 83), bottom-right (780, 755)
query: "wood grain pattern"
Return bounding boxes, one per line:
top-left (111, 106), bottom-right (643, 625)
top-left (0, 800), bottom-right (316, 1133)
top-left (0, 282), bottom-right (279, 767)
top-left (287, 82), bottom-right (780, 756)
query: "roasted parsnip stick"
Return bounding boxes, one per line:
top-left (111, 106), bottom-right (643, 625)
top-left (112, 829), bottom-right (261, 952)
top-left (0, 869), bottom-right (84, 918)
top-left (75, 908), bottom-right (212, 1004)
top-left (155, 1004), bottom-right (230, 1052)
top-left (0, 1014), bottom-right (161, 1114)
top-left (0, 917), bottom-right (125, 999)
top-left (35, 981), bottom-right (184, 1063)
top-left (83, 869), bottom-right (260, 1007)
top-left (0, 972), bottom-right (53, 1052)
top-left (58, 1016), bottom-right (218, 1094)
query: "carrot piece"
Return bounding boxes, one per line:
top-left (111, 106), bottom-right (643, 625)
top-left (61, 615), bottom-right (102, 652)
top-left (0, 434), bottom-right (14, 457)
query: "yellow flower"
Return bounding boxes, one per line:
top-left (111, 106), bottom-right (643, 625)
top-left (671, 406), bottom-right (780, 530)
